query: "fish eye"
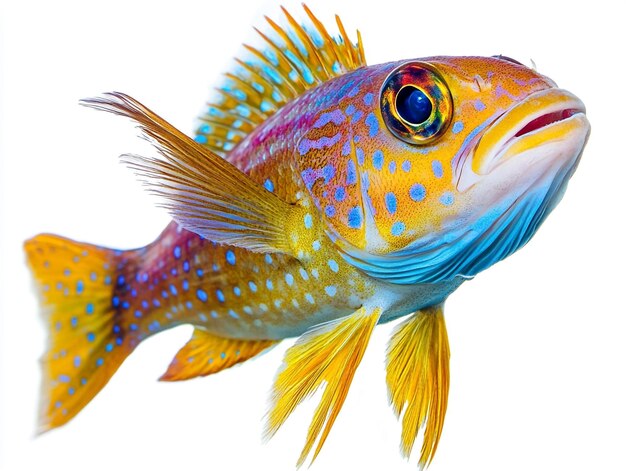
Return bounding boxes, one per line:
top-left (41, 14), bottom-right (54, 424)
top-left (381, 62), bottom-right (452, 145)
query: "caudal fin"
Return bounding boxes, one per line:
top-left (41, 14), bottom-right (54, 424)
top-left (24, 234), bottom-right (136, 433)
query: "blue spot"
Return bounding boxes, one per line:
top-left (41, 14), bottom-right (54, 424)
top-left (96, 358), bottom-right (104, 367)
top-left (325, 286), bottom-right (337, 297)
top-left (322, 164), bottom-right (335, 183)
top-left (226, 250), bottom-right (236, 265)
top-left (87, 332), bottom-right (95, 342)
top-left (141, 300), bottom-right (149, 309)
top-left (365, 113), bottom-right (380, 137)
top-left (68, 387), bottom-right (75, 396)
top-left (55, 401), bottom-right (62, 409)
top-left (233, 286), bottom-right (241, 296)
top-left (113, 325), bottom-right (121, 334)
top-left (116, 337), bottom-right (123, 346)
top-left (196, 289), bottom-right (208, 302)
top-left (186, 301), bottom-right (193, 309)
top-left (409, 184), bottom-right (426, 202)
top-left (304, 214), bottom-right (313, 229)
top-left (134, 310), bottom-right (142, 318)
top-left (173, 246), bottom-right (182, 259)
top-left (388, 161), bottom-right (397, 173)
top-left (385, 192), bottom-right (397, 215)
top-left (64, 268), bottom-right (71, 276)
top-left (372, 150), bottom-right (384, 170)
top-left (58, 374), bottom-right (70, 383)
top-left (452, 121), bottom-right (464, 134)
top-left (182, 279), bottom-right (189, 291)
top-left (363, 93), bottom-right (374, 106)
top-left (402, 160), bottom-right (412, 172)
top-left (76, 280), bottom-right (84, 294)
top-left (325, 205), bottom-right (336, 217)
top-left (153, 299), bottom-right (161, 308)
top-left (391, 221), bottom-right (406, 236)
top-left (346, 159), bottom-right (357, 185)
top-left (216, 289), bottom-right (225, 303)
top-left (170, 284), bottom-right (178, 296)
top-left (328, 260), bottom-right (339, 273)
top-left (117, 275), bottom-right (125, 287)
top-left (347, 206), bottom-right (363, 229)
top-left (85, 303), bottom-right (94, 314)
top-left (335, 187), bottom-right (346, 201)
top-left (285, 273), bottom-right (294, 286)
top-left (228, 310), bottom-right (239, 319)
top-left (90, 272), bottom-right (97, 281)
top-left (265, 254), bottom-right (273, 265)
top-left (432, 160), bottom-right (444, 178)
top-left (195, 134), bottom-right (208, 144)
top-left (266, 279), bottom-right (274, 290)
top-left (80, 378), bottom-right (87, 385)
top-left (345, 104), bottom-right (356, 115)
top-left (130, 323), bottom-right (138, 331)
top-left (312, 240), bottom-right (321, 251)
top-left (356, 147), bottom-right (365, 165)
top-left (305, 293), bottom-right (315, 304)
top-left (105, 343), bottom-right (113, 352)
top-left (440, 192), bottom-right (455, 206)
top-left (70, 316), bottom-right (78, 328)
top-left (196, 268), bottom-right (204, 277)
top-left (264, 179), bottom-right (274, 192)
top-left (248, 281), bottom-right (258, 292)
top-left (474, 100), bottom-right (486, 111)
top-left (183, 261), bottom-right (190, 272)
top-left (73, 356), bottom-right (81, 368)
top-left (121, 301), bottom-right (130, 310)
top-left (104, 275), bottom-right (111, 285)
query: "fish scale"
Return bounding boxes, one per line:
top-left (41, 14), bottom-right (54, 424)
top-left (24, 4), bottom-right (590, 468)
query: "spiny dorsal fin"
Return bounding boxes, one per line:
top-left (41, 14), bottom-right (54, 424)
top-left (81, 92), bottom-right (297, 255)
top-left (195, 4), bottom-right (366, 155)
top-left (159, 328), bottom-right (278, 381)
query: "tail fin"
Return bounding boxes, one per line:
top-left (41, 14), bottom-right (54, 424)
top-left (24, 234), bottom-right (136, 433)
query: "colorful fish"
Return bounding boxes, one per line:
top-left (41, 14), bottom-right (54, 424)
top-left (24, 5), bottom-right (590, 468)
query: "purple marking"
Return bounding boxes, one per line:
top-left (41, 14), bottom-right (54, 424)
top-left (365, 113), bottom-right (380, 137)
top-left (322, 164), bottom-right (336, 183)
top-left (342, 139), bottom-right (352, 156)
top-left (356, 148), bottom-right (365, 165)
top-left (298, 132), bottom-right (342, 155)
top-left (313, 109), bottom-right (346, 128)
top-left (363, 93), bottom-right (374, 106)
top-left (346, 159), bottom-right (357, 185)
top-left (474, 100), bottom-right (486, 111)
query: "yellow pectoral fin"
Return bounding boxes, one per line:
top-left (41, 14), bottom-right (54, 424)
top-left (386, 305), bottom-right (450, 468)
top-left (266, 306), bottom-right (381, 467)
top-left (80, 93), bottom-right (296, 256)
top-left (159, 329), bottom-right (278, 381)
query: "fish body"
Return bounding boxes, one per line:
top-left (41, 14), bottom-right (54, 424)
top-left (24, 6), bottom-right (590, 468)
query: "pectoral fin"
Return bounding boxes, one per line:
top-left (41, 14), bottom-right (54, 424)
top-left (81, 93), bottom-right (296, 256)
top-left (160, 328), bottom-right (278, 381)
top-left (266, 306), bottom-right (381, 467)
top-left (386, 305), bottom-right (450, 468)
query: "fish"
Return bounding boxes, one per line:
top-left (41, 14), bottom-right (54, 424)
top-left (23, 4), bottom-right (590, 468)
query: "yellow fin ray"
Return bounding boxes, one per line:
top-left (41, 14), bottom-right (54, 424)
top-left (266, 307), bottom-right (381, 467)
top-left (386, 305), bottom-right (450, 468)
top-left (81, 92), bottom-right (297, 256)
top-left (195, 4), bottom-right (366, 155)
top-left (160, 329), bottom-right (278, 381)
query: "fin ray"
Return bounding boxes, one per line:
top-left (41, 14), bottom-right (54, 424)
top-left (386, 305), bottom-right (450, 467)
top-left (266, 307), bottom-right (381, 466)
top-left (195, 5), bottom-right (366, 155)
top-left (80, 92), bottom-right (296, 256)
top-left (160, 328), bottom-right (278, 381)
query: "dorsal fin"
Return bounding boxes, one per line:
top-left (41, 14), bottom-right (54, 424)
top-left (194, 4), bottom-right (367, 156)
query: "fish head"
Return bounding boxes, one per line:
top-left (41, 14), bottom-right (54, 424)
top-left (297, 56), bottom-right (590, 284)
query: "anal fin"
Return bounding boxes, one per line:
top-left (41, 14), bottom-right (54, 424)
top-left (266, 306), bottom-right (381, 467)
top-left (386, 305), bottom-right (450, 468)
top-left (159, 328), bottom-right (278, 381)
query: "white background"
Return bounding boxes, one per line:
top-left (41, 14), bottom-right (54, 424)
top-left (1, 1), bottom-right (624, 470)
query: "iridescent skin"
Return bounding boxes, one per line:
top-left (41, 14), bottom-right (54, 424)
top-left (110, 57), bottom-right (557, 344)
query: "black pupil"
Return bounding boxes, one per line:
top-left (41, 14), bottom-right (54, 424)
top-left (395, 86), bottom-right (432, 125)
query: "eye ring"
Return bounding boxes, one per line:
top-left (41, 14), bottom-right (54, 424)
top-left (380, 62), bottom-right (453, 145)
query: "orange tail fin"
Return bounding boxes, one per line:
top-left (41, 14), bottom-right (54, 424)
top-left (24, 234), bottom-right (137, 433)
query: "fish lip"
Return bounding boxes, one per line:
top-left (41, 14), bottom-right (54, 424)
top-left (469, 88), bottom-right (589, 177)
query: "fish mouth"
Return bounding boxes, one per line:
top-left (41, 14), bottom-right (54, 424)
top-left (468, 88), bottom-right (589, 177)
